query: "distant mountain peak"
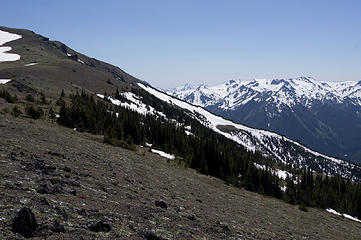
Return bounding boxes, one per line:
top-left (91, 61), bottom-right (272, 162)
top-left (181, 83), bottom-right (194, 91)
top-left (196, 83), bottom-right (208, 90)
top-left (225, 79), bottom-right (240, 85)
top-left (167, 76), bottom-right (361, 164)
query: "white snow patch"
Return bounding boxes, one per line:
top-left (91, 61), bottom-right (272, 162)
top-left (185, 130), bottom-right (194, 136)
top-left (254, 163), bottom-right (292, 180)
top-left (0, 47), bottom-right (21, 62)
top-left (145, 142), bottom-right (153, 147)
top-left (0, 30), bottom-right (22, 45)
top-left (326, 208), bottom-right (361, 223)
top-left (78, 59), bottom-right (85, 64)
top-left (254, 163), bottom-right (267, 171)
top-left (274, 169), bottom-right (290, 180)
top-left (24, 62), bottom-right (38, 66)
top-left (0, 79), bottom-right (12, 84)
top-left (96, 93), bottom-right (104, 98)
top-left (0, 30), bottom-right (22, 63)
top-left (343, 213), bottom-right (361, 223)
top-left (151, 149), bottom-right (175, 160)
top-left (96, 92), bottom-right (166, 117)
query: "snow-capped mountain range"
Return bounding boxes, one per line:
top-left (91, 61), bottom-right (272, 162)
top-left (167, 77), bottom-right (361, 110)
top-left (166, 77), bottom-right (361, 164)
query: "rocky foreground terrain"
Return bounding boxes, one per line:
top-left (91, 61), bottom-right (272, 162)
top-left (1, 115), bottom-right (361, 239)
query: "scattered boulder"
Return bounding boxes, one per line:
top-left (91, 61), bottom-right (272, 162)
top-left (52, 221), bottom-right (66, 233)
top-left (77, 208), bottom-right (88, 217)
top-left (40, 197), bottom-right (50, 206)
top-left (34, 221), bottom-right (66, 237)
top-left (89, 220), bottom-right (111, 232)
top-left (187, 215), bottom-right (196, 221)
top-left (37, 182), bottom-right (63, 194)
top-left (54, 206), bottom-right (68, 220)
top-left (21, 157), bottom-right (56, 175)
top-left (143, 231), bottom-right (167, 240)
top-left (12, 207), bottom-right (38, 238)
top-left (68, 189), bottom-right (77, 196)
top-left (35, 224), bottom-right (53, 237)
top-left (176, 206), bottom-right (185, 213)
top-left (155, 200), bottom-right (167, 209)
top-left (211, 222), bottom-right (231, 234)
top-left (47, 151), bottom-right (65, 158)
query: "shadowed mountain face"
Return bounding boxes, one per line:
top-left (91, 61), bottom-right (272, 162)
top-left (168, 78), bottom-right (361, 164)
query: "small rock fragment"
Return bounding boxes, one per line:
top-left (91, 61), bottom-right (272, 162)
top-left (89, 220), bottom-right (111, 232)
top-left (52, 221), bottom-right (66, 233)
top-left (63, 166), bottom-right (71, 172)
top-left (155, 200), bottom-right (167, 209)
top-left (176, 206), bottom-right (185, 213)
top-left (143, 231), bottom-right (167, 240)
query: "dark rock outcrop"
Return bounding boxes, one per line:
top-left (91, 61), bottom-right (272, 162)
top-left (12, 207), bottom-right (38, 238)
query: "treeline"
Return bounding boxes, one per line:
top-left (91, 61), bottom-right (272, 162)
top-left (57, 90), bottom-right (282, 198)
top-left (284, 169), bottom-right (361, 218)
top-left (57, 89), bottom-right (361, 219)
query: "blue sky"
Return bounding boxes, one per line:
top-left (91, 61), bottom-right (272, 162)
top-left (2, 0), bottom-right (361, 88)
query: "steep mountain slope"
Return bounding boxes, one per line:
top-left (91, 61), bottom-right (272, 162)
top-left (1, 27), bottom-right (361, 238)
top-left (2, 116), bottom-right (360, 239)
top-left (167, 77), bottom-right (361, 164)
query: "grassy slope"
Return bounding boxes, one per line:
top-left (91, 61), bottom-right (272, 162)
top-left (0, 26), bottom-right (140, 99)
top-left (0, 115), bottom-right (360, 239)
